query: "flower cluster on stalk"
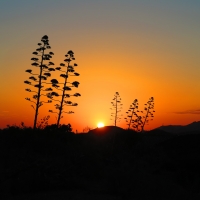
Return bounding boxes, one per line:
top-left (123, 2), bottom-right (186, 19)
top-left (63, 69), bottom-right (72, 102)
top-left (110, 92), bottom-right (123, 126)
top-left (24, 35), bottom-right (55, 129)
top-left (125, 97), bottom-right (155, 132)
top-left (47, 50), bottom-right (80, 126)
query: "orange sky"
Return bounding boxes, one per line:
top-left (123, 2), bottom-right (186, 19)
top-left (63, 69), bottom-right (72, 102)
top-left (0, 1), bottom-right (200, 132)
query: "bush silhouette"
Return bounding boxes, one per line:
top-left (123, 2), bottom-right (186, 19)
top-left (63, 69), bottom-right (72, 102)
top-left (44, 123), bottom-right (72, 132)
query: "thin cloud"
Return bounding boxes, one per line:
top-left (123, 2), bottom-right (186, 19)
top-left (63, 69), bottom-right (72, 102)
top-left (174, 109), bottom-right (200, 114)
top-left (0, 111), bottom-right (9, 116)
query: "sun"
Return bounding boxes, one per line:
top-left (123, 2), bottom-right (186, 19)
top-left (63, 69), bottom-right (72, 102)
top-left (97, 122), bottom-right (104, 128)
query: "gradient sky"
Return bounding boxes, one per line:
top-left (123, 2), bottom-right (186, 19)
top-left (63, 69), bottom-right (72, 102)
top-left (0, 0), bottom-right (200, 131)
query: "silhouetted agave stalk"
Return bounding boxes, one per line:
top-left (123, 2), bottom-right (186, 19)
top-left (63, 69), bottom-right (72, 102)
top-left (124, 97), bottom-right (155, 132)
top-left (140, 97), bottom-right (155, 132)
top-left (110, 92), bottom-right (123, 126)
top-left (48, 50), bottom-right (80, 127)
top-left (128, 111), bottom-right (143, 132)
top-left (124, 99), bottom-right (139, 129)
top-left (24, 35), bottom-right (54, 129)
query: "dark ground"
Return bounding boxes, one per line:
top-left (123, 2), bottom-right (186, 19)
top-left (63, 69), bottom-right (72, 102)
top-left (0, 126), bottom-right (200, 200)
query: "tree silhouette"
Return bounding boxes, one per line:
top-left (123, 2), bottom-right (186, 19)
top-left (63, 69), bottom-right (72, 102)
top-left (48, 50), bottom-right (80, 127)
top-left (110, 92), bottom-right (123, 126)
top-left (124, 99), bottom-right (139, 129)
top-left (24, 35), bottom-right (54, 129)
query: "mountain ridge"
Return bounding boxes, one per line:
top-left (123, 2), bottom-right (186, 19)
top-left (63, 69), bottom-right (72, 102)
top-left (156, 121), bottom-right (200, 133)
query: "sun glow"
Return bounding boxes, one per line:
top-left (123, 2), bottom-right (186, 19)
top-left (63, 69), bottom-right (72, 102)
top-left (97, 122), bottom-right (104, 128)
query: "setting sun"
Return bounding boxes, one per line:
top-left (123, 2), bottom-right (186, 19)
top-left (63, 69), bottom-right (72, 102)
top-left (97, 122), bottom-right (104, 128)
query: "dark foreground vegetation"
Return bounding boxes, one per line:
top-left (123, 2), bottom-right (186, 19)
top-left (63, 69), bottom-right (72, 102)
top-left (0, 126), bottom-right (200, 200)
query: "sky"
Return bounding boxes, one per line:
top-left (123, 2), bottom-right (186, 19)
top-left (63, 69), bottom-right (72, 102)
top-left (0, 0), bottom-right (200, 132)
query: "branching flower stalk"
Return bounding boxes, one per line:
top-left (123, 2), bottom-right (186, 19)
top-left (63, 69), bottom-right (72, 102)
top-left (48, 50), bottom-right (80, 127)
top-left (125, 97), bottom-right (155, 132)
top-left (124, 99), bottom-right (139, 129)
top-left (110, 92), bottom-right (123, 126)
top-left (24, 35), bottom-right (54, 129)
top-left (140, 97), bottom-right (155, 132)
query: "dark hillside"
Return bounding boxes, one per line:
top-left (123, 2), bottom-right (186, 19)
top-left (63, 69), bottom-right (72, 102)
top-left (0, 128), bottom-right (200, 199)
top-left (157, 121), bottom-right (200, 133)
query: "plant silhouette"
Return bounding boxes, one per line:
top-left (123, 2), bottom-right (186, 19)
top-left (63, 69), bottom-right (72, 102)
top-left (110, 92), bottom-right (123, 126)
top-left (140, 97), bottom-right (155, 131)
top-left (24, 35), bottom-right (54, 129)
top-left (37, 115), bottom-right (50, 129)
top-left (124, 99), bottom-right (139, 129)
top-left (48, 50), bottom-right (80, 127)
top-left (126, 97), bottom-right (155, 132)
top-left (44, 123), bottom-right (72, 132)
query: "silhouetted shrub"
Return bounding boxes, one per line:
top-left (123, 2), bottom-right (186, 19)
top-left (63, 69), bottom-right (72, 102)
top-left (44, 123), bottom-right (72, 133)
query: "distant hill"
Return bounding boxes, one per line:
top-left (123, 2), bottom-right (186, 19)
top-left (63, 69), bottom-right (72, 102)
top-left (88, 125), bottom-right (125, 135)
top-left (156, 121), bottom-right (200, 134)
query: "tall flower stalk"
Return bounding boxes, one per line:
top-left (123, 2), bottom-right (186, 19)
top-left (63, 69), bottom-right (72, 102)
top-left (110, 92), bottom-right (123, 126)
top-left (24, 35), bottom-right (54, 129)
top-left (124, 99), bottom-right (139, 129)
top-left (140, 97), bottom-right (155, 132)
top-left (126, 97), bottom-right (155, 132)
top-left (48, 50), bottom-right (80, 127)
